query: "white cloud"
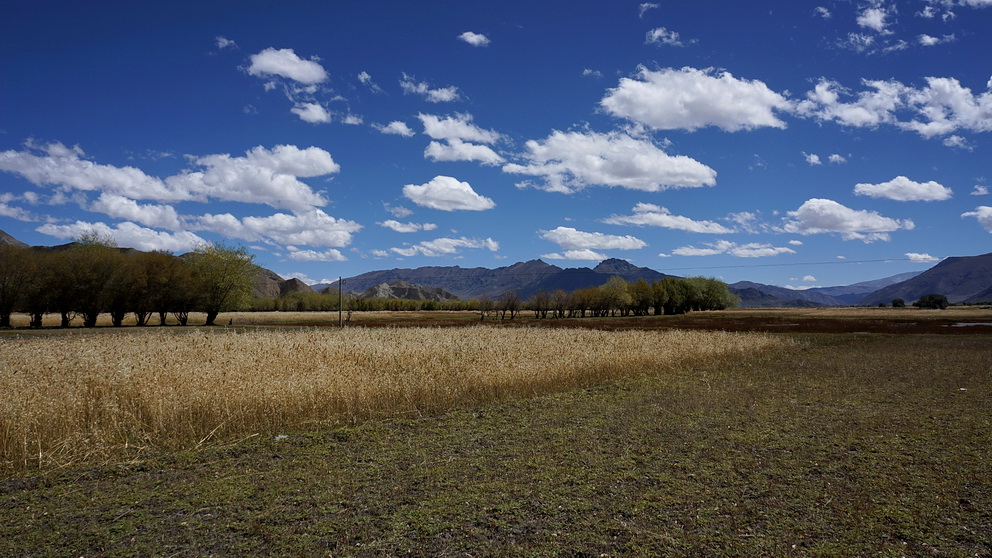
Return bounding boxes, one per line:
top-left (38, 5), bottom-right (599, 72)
top-left (417, 113), bottom-right (501, 143)
top-left (797, 76), bottom-right (992, 138)
top-left (89, 193), bottom-right (181, 229)
top-left (0, 202), bottom-right (35, 221)
top-left (541, 249), bottom-right (609, 261)
top-left (645, 27), bottom-right (688, 47)
top-left (376, 121), bottom-right (415, 137)
top-left (403, 176), bottom-right (496, 211)
top-left (503, 130), bottom-right (716, 193)
top-left (814, 6), bottom-right (832, 18)
top-left (400, 73), bottom-right (461, 103)
top-left (192, 209), bottom-right (361, 248)
top-left (803, 275), bottom-right (817, 282)
top-left (803, 152), bottom-right (823, 165)
top-left (601, 66), bottom-right (792, 132)
top-left (391, 236), bottom-right (499, 257)
top-left (285, 247), bottom-right (347, 262)
top-left (458, 31), bottom-right (490, 47)
top-left (942, 135), bottom-right (973, 150)
top-left (857, 7), bottom-right (891, 33)
top-left (291, 102), bottom-right (331, 124)
top-left (582, 69), bottom-right (603, 78)
top-left (385, 204), bottom-right (413, 218)
top-left (37, 221), bottom-right (207, 252)
top-left (962, 206), bottom-right (992, 232)
top-left (358, 71), bottom-right (384, 94)
top-left (248, 48), bottom-right (327, 84)
top-left (639, 3), bottom-right (659, 18)
top-left (378, 220), bottom-right (437, 233)
top-left (828, 154), bottom-right (848, 164)
top-left (540, 226), bottom-right (646, 251)
top-left (972, 185), bottom-right (989, 196)
top-left (854, 176), bottom-right (953, 201)
top-left (424, 139), bottom-right (504, 165)
top-left (919, 33), bottom-right (956, 46)
top-left (602, 203), bottom-right (733, 233)
top-left (782, 198), bottom-right (914, 242)
top-left (669, 239), bottom-right (795, 258)
top-left (215, 36), bottom-right (237, 50)
top-left (906, 252), bottom-right (940, 262)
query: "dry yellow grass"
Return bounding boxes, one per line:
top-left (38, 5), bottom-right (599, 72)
top-left (0, 327), bottom-right (791, 475)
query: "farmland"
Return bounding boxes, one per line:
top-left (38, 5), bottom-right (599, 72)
top-left (2, 308), bottom-right (991, 556)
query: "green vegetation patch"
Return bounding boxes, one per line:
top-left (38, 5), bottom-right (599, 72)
top-left (2, 334), bottom-right (990, 556)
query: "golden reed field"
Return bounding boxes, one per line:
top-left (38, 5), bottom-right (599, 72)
top-left (0, 326), bottom-right (792, 475)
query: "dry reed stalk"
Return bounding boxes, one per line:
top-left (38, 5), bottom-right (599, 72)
top-left (0, 327), bottom-right (791, 475)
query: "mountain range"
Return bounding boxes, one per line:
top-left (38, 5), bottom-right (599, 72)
top-left (3, 230), bottom-right (990, 306)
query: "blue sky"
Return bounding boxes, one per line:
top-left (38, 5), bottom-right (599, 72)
top-left (2, 1), bottom-right (991, 289)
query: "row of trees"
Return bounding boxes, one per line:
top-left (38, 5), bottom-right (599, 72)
top-left (0, 237), bottom-right (255, 328)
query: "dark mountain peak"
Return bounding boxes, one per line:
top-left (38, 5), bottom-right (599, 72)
top-left (593, 258), bottom-right (637, 274)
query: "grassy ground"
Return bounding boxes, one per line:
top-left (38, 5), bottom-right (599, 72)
top-left (2, 332), bottom-right (990, 556)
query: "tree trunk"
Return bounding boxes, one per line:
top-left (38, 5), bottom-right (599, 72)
top-left (205, 310), bottom-right (219, 326)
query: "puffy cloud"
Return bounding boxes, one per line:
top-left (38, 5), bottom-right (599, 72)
top-left (400, 73), bottom-right (461, 103)
top-left (0, 202), bottom-right (35, 221)
top-left (403, 176), bottom-right (496, 211)
top-left (541, 249), bottom-right (609, 261)
top-left (602, 203), bottom-right (733, 233)
top-left (285, 247), bottom-right (347, 262)
top-left (972, 185), bottom-right (989, 196)
top-left (857, 7), bottom-right (891, 33)
top-left (797, 76), bottom-right (992, 138)
top-left (919, 33), bottom-right (956, 46)
top-left (458, 31), bottom-right (490, 46)
top-left (291, 102), bottom-right (331, 124)
top-left (828, 154), bottom-right (848, 164)
top-left (639, 3), bottom-right (659, 18)
top-left (645, 27), bottom-right (688, 47)
top-left (503, 130), bottom-right (716, 193)
top-left (378, 220), bottom-right (437, 233)
top-left (248, 48), bottom-right (327, 84)
top-left (854, 176), bottom-right (953, 201)
top-left (390, 236), bottom-right (499, 257)
top-left (782, 198), bottom-right (914, 242)
top-left (89, 193), bottom-right (181, 229)
top-left (803, 152), bottom-right (823, 165)
top-left (962, 206), bottom-right (992, 232)
top-left (424, 139), bottom-right (504, 165)
top-left (417, 113), bottom-right (501, 143)
top-left (37, 221), bottom-right (207, 252)
top-left (669, 239), bottom-right (796, 258)
top-left (600, 66), bottom-right (792, 131)
top-left (192, 209), bottom-right (361, 248)
top-left (943, 135), bottom-right (973, 150)
top-left (215, 36), bottom-right (237, 50)
top-left (540, 226), bottom-right (646, 251)
top-left (376, 121), bottom-right (415, 137)
top-left (906, 252), bottom-right (940, 262)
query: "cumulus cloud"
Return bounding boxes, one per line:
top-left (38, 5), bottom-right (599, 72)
top-left (797, 76), bottom-right (992, 138)
top-left (645, 27), bottom-right (689, 47)
top-left (639, 3), bottom-right (659, 18)
top-left (782, 198), bottom-right (914, 242)
top-left (541, 249), bottom-right (609, 261)
top-left (403, 176), bottom-right (496, 211)
top-left (857, 7), bottom-right (891, 33)
top-left (503, 130), bottom-right (716, 193)
top-left (458, 31), bottom-right (490, 46)
top-left (390, 236), bottom-right (499, 257)
top-left (89, 193), bottom-right (181, 229)
top-left (540, 226), bottom-right (646, 251)
top-left (828, 154), bottom-right (848, 163)
top-left (943, 135), bottom-right (973, 150)
top-left (906, 252), bottom-right (940, 262)
top-left (37, 221), bottom-right (207, 252)
top-left (215, 36), bottom-right (237, 50)
top-left (803, 152), bottom-right (823, 165)
top-left (400, 73), bottom-right (461, 103)
top-left (291, 102), bottom-right (331, 124)
top-left (375, 121), bottom-right (415, 137)
top-left (417, 113), bottom-right (502, 143)
top-left (854, 176), bottom-right (953, 201)
top-left (193, 209), bottom-right (360, 248)
top-left (602, 203), bottom-right (733, 233)
top-left (972, 185), bottom-right (989, 196)
top-left (962, 206), bottom-right (992, 232)
top-left (600, 66), bottom-right (792, 132)
top-left (248, 48), bottom-right (327, 84)
top-left (424, 139), bottom-right (504, 165)
top-left (919, 33), bottom-right (956, 46)
top-left (668, 239), bottom-right (796, 258)
top-left (285, 247), bottom-right (347, 262)
top-left (378, 220), bottom-right (438, 233)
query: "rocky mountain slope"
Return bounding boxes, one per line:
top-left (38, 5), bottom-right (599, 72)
top-left (858, 252), bottom-right (992, 305)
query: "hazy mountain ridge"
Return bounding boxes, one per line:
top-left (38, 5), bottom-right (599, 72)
top-left (858, 253), bottom-right (992, 305)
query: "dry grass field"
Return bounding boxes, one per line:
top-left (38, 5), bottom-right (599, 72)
top-left (0, 325), bottom-right (788, 476)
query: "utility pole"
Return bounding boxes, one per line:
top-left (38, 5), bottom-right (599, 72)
top-left (338, 277), bottom-right (343, 327)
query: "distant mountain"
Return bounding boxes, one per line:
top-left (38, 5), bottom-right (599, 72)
top-left (0, 230), bottom-right (29, 248)
top-left (360, 281), bottom-right (459, 302)
top-left (859, 252), bottom-right (992, 305)
top-left (805, 272), bottom-right (922, 305)
top-left (729, 281), bottom-right (847, 307)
